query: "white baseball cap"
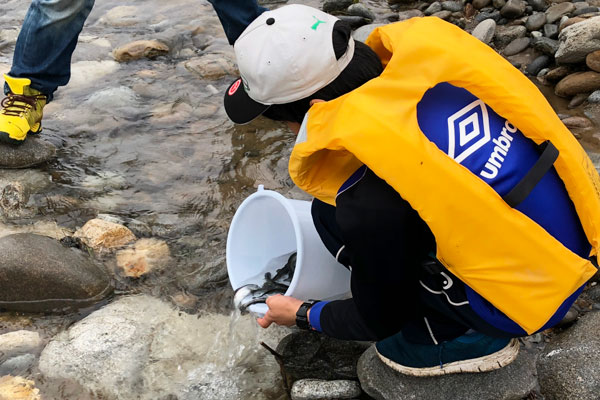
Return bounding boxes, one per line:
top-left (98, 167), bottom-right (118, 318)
top-left (224, 4), bottom-right (355, 124)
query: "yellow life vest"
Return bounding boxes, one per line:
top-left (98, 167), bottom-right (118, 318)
top-left (288, 17), bottom-right (600, 334)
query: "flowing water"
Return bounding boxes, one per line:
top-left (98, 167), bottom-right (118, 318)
top-left (0, 0), bottom-right (600, 399)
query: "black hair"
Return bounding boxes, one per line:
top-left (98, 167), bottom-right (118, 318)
top-left (262, 21), bottom-right (384, 124)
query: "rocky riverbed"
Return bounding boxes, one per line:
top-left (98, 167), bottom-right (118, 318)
top-left (1, 0), bottom-right (600, 399)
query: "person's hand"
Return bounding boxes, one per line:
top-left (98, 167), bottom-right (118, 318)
top-left (256, 294), bottom-right (303, 328)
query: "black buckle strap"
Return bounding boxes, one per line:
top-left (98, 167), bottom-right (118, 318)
top-left (502, 140), bottom-right (559, 208)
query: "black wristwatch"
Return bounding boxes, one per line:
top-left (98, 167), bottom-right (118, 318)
top-left (296, 300), bottom-right (318, 330)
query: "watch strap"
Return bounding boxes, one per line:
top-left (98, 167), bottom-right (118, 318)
top-left (296, 300), bottom-right (318, 330)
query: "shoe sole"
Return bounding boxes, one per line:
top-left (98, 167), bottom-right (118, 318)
top-left (376, 338), bottom-right (520, 377)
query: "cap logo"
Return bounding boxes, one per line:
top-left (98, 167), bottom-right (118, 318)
top-left (311, 16), bottom-right (326, 30)
top-left (228, 79), bottom-right (241, 96)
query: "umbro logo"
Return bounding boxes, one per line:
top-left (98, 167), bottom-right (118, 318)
top-left (447, 100), bottom-right (491, 164)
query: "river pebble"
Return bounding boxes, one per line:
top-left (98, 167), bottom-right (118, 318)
top-left (347, 3), bottom-right (377, 21)
top-left (113, 39), bottom-right (169, 62)
top-left (115, 238), bottom-right (172, 277)
top-left (494, 24), bottom-right (527, 47)
top-left (526, 11), bottom-right (547, 30)
top-left (561, 116), bottom-right (594, 128)
top-left (74, 218), bottom-right (136, 252)
top-left (184, 53), bottom-right (237, 80)
top-left (0, 233), bottom-right (112, 312)
top-left (543, 23), bottom-right (558, 38)
top-left (471, 19), bottom-right (497, 44)
top-left (0, 331), bottom-right (43, 359)
top-left (291, 379), bottom-right (362, 400)
top-left (555, 71), bottom-right (600, 97)
top-left (531, 36), bottom-right (559, 55)
top-left (504, 36), bottom-right (531, 55)
top-left (555, 16), bottom-right (600, 63)
top-left (501, 0), bottom-right (527, 18)
top-left (568, 92), bottom-right (589, 108)
top-left (0, 138), bottom-right (56, 169)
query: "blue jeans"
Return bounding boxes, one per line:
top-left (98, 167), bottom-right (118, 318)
top-left (208, 0), bottom-right (266, 45)
top-left (6, 0), bottom-right (95, 101)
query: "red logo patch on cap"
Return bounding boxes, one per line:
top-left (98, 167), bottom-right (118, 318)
top-left (228, 79), bottom-right (242, 96)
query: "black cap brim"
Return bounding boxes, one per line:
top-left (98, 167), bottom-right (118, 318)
top-left (224, 78), bottom-right (270, 124)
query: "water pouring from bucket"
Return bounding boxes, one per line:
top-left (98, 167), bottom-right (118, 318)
top-left (227, 185), bottom-right (351, 315)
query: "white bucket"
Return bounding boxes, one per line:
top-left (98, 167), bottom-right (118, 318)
top-left (226, 185), bottom-right (351, 315)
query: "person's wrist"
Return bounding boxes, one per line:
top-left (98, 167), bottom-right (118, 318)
top-left (295, 300), bottom-right (317, 330)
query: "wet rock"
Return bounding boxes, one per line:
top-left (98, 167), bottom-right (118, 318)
top-left (501, 0), bottom-right (526, 18)
top-left (561, 116), bottom-right (594, 128)
top-left (494, 25), bottom-right (527, 47)
top-left (474, 10), bottom-right (502, 23)
top-left (543, 23), bottom-right (559, 38)
top-left (425, 2), bottom-right (443, 14)
top-left (531, 30), bottom-right (543, 38)
top-left (555, 71), bottom-right (600, 97)
top-left (544, 65), bottom-right (570, 82)
top-left (588, 89), bottom-right (600, 103)
top-left (98, 5), bottom-right (140, 27)
top-left (473, 0), bottom-right (492, 9)
top-left (357, 345), bottom-right (538, 400)
top-left (0, 137), bottom-right (56, 169)
top-left (347, 3), bottom-right (376, 21)
top-left (0, 331), bottom-right (42, 359)
top-left (586, 50), bottom-right (600, 72)
top-left (503, 36), bottom-right (531, 55)
top-left (538, 311), bottom-right (600, 399)
top-left (442, 1), bottom-right (464, 12)
top-left (559, 16), bottom-right (586, 32)
top-left (290, 379), bottom-right (362, 400)
top-left (526, 12), bottom-right (547, 30)
top-left (68, 60), bottom-right (120, 88)
top-left (352, 24), bottom-right (385, 42)
top-left (568, 93), bottom-right (589, 108)
top-left (555, 16), bottom-right (600, 63)
top-left (74, 218), bottom-right (136, 252)
top-left (494, 0), bottom-right (507, 9)
top-left (433, 10), bottom-right (453, 19)
top-left (115, 238), bottom-right (171, 278)
top-left (184, 53), bottom-right (238, 80)
top-left (546, 2), bottom-right (575, 24)
top-left (573, 6), bottom-right (600, 16)
top-left (113, 40), bottom-right (169, 62)
top-left (85, 86), bottom-right (139, 113)
top-left (0, 182), bottom-right (28, 218)
top-left (0, 354), bottom-right (36, 376)
top-left (397, 9), bottom-right (425, 21)
top-left (527, 0), bottom-right (546, 12)
top-left (472, 19), bottom-right (497, 44)
top-left (276, 331), bottom-right (371, 384)
top-left (0, 376), bottom-right (40, 400)
top-left (527, 55), bottom-right (551, 75)
top-left (532, 37), bottom-right (559, 55)
top-left (0, 233), bottom-right (111, 313)
top-left (322, 0), bottom-right (353, 13)
top-left (38, 295), bottom-right (288, 399)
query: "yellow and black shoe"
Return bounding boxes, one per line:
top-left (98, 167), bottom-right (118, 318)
top-left (0, 74), bottom-right (46, 145)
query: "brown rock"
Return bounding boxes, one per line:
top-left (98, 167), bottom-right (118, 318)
top-left (115, 238), bottom-right (171, 277)
top-left (561, 116), bottom-right (594, 128)
top-left (74, 218), bottom-right (136, 252)
top-left (113, 40), bottom-right (169, 62)
top-left (568, 93), bottom-right (589, 108)
top-left (587, 50), bottom-right (600, 72)
top-left (544, 66), bottom-right (570, 82)
top-left (559, 17), bottom-right (586, 32)
top-left (184, 53), bottom-right (238, 80)
top-left (465, 3), bottom-right (476, 18)
top-left (0, 376), bottom-right (40, 400)
top-left (555, 71), bottom-right (600, 97)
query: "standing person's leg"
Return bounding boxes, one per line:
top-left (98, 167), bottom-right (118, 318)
top-left (0, 0), bottom-right (94, 145)
top-left (207, 0), bottom-right (267, 44)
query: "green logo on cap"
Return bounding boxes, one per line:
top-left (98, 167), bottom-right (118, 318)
top-left (311, 16), bottom-right (326, 30)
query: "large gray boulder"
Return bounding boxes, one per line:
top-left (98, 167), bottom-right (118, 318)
top-left (537, 311), bottom-right (600, 399)
top-left (0, 233), bottom-right (112, 312)
top-left (358, 344), bottom-right (538, 400)
top-left (555, 16), bottom-right (600, 63)
top-left (0, 137), bottom-right (56, 169)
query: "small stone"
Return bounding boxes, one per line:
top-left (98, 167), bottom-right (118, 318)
top-left (531, 36), bottom-right (559, 55)
top-left (573, 6), bottom-right (600, 16)
top-left (441, 1), bottom-right (463, 11)
top-left (0, 182), bottom-right (28, 215)
top-left (322, 0), bottom-right (353, 13)
top-left (0, 376), bottom-right (40, 400)
top-left (545, 2), bottom-right (575, 24)
top-left (0, 354), bottom-right (37, 376)
top-left (555, 71), bottom-right (600, 97)
top-left (561, 116), bottom-right (594, 129)
top-left (74, 218), bottom-right (136, 252)
top-left (115, 238), bottom-right (171, 278)
top-left (503, 36), bottom-right (531, 55)
top-left (526, 55), bottom-right (551, 75)
top-left (559, 17), bottom-right (586, 32)
top-left (494, 0), bottom-right (507, 9)
top-left (589, 90), bottom-right (600, 103)
top-left (527, 0), bottom-right (546, 11)
top-left (465, 3), bottom-right (477, 17)
top-left (568, 93), bottom-right (589, 108)
top-left (474, 10), bottom-right (501, 23)
top-left (347, 4), bottom-right (376, 21)
top-left (526, 12), bottom-right (547, 30)
top-left (472, 19), bottom-right (497, 44)
top-left (184, 53), bottom-right (237, 80)
top-left (586, 50), bottom-right (600, 72)
top-left (0, 137), bottom-right (56, 169)
top-left (0, 331), bottom-right (42, 359)
top-left (500, 0), bottom-right (526, 18)
top-left (291, 379), bottom-right (362, 400)
top-left (425, 2), bottom-right (443, 15)
top-left (473, 0), bottom-right (492, 9)
top-left (432, 10), bottom-right (452, 19)
top-left (113, 40), bottom-right (169, 62)
top-left (397, 9), bottom-right (425, 21)
top-left (337, 15), bottom-right (369, 29)
top-left (543, 23), bottom-right (559, 38)
top-left (530, 30), bottom-right (543, 38)
top-left (494, 25), bottom-right (527, 47)
top-left (352, 24), bottom-right (385, 42)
